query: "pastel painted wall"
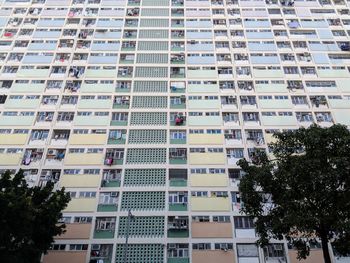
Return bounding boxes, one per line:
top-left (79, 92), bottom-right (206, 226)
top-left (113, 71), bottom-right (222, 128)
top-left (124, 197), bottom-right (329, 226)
top-left (192, 250), bottom-right (235, 263)
top-left (192, 222), bottom-right (233, 238)
top-left (191, 197), bottom-right (231, 211)
top-left (69, 134), bottom-right (107, 145)
top-left (42, 251), bottom-right (87, 263)
top-left (55, 223), bottom-right (92, 239)
top-left (64, 198), bottom-right (97, 213)
top-left (64, 153), bottom-right (104, 165)
top-left (190, 173), bottom-right (228, 187)
top-left (188, 134), bottom-right (223, 145)
top-left (189, 152), bottom-right (226, 165)
top-left (0, 153), bottom-right (22, 165)
top-left (0, 134), bottom-right (28, 145)
top-left (60, 174), bottom-right (102, 188)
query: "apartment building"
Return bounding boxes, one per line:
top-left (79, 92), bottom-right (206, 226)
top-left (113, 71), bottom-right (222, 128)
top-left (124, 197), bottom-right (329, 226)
top-left (0, 0), bottom-right (350, 262)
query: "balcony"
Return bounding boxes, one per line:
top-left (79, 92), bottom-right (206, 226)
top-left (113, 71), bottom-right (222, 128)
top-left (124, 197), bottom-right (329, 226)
top-left (110, 113), bottom-right (128, 126)
top-left (170, 81), bottom-right (186, 93)
top-left (113, 96), bottom-right (130, 109)
top-left (168, 216), bottom-right (189, 238)
top-left (119, 54), bottom-right (135, 64)
top-left (50, 130), bottom-right (70, 146)
top-left (101, 170), bottom-right (121, 188)
top-left (93, 217), bottom-right (116, 239)
top-left (169, 95), bottom-right (186, 109)
top-left (169, 169), bottom-right (187, 187)
top-left (168, 244), bottom-right (189, 263)
top-left (104, 149), bottom-right (124, 165)
top-left (170, 67), bottom-right (186, 78)
top-left (224, 130), bottom-right (243, 145)
top-left (223, 113), bottom-right (240, 126)
top-left (169, 148), bottom-right (187, 164)
top-left (169, 192), bottom-right (188, 211)
top-left (22, 149), bottom-right (43, 166)
top-left (115, 81), bottom-right (131, 93)
top-left (97, 192), bottom-right (118, 212)
top-left (107, 130), bottom-right (126, 144)
top-left (90, 244), bottom-right (113, 263)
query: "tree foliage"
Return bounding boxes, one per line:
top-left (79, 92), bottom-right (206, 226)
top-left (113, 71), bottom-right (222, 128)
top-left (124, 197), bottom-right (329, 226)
top-left (0, 169), bottom-right (71, 263)
top-left (238, 124), bottom-right (350, 263)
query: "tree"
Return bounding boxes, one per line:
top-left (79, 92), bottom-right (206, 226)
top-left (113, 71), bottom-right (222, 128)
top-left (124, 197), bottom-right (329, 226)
top-left (0, 169), bottom-right (71, 263)
top-left (238, 124), bottom-right (350, 263)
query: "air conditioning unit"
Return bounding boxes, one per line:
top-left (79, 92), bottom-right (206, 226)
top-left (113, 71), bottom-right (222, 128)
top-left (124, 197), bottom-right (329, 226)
top-left (110, 192), bottom-right (118, 197)
top-left (168, 244), bottom-right (176, 249)
top-left (47, 149), bottom-right (57, 155)
top-left (91, 244), bottom-right (101, 250)
top-left (274, 244), bottom-right (283, 250)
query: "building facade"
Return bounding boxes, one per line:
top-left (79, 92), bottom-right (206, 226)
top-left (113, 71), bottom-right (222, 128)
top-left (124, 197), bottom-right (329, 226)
top-left (0, 0), bottom-right (350, 262)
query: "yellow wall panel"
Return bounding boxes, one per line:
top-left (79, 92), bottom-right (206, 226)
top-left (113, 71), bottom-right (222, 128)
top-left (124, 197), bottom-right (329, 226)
top-left (69, 134), bottom-right (106, 145)
top-left (0, 153), bottom-right (22, 165)
top-left (60, 174), bottom-right (101, 188)
top-left (64, 198), bottom-right (97, 212)
top-left (190, 174), bottom-right (228, 187)
top-left (64, 153), bottom-right (104, 165)
top-left (191, 197), bottom-right (231, 211)
top-left (0, 134), bottom-right (28, 145)
top-left (188, 134), bottom-right (223, 145)
top-left (189, 153), bottom-right (226, 165)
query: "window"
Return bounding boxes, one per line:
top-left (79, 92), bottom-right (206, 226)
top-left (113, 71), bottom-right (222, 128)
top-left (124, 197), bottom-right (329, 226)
top-left (192, 216), bottom-right (210, 222)
top-left (234, 217), bottom-right (254, 229)
top-left (74, 217), bottom-right (93, 223)
top-left (264, 244), bottom-right (285, 258)
top-left (192, 243), bottom-right (211, 250)
top-left (213, 216), bottom-right (230, 223)
top-left (237, 244), bottom-right (259, 257)
top-left (171, 131), bottom-right (186, 139)
top-left (69, 244), bottom-right (88, 251)
top-left (214, 243), bottom-right (233, 250)
top-left (79, 191), bottom-right (96, 198)
top-left (50, 244), bottom-right (66, 251)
